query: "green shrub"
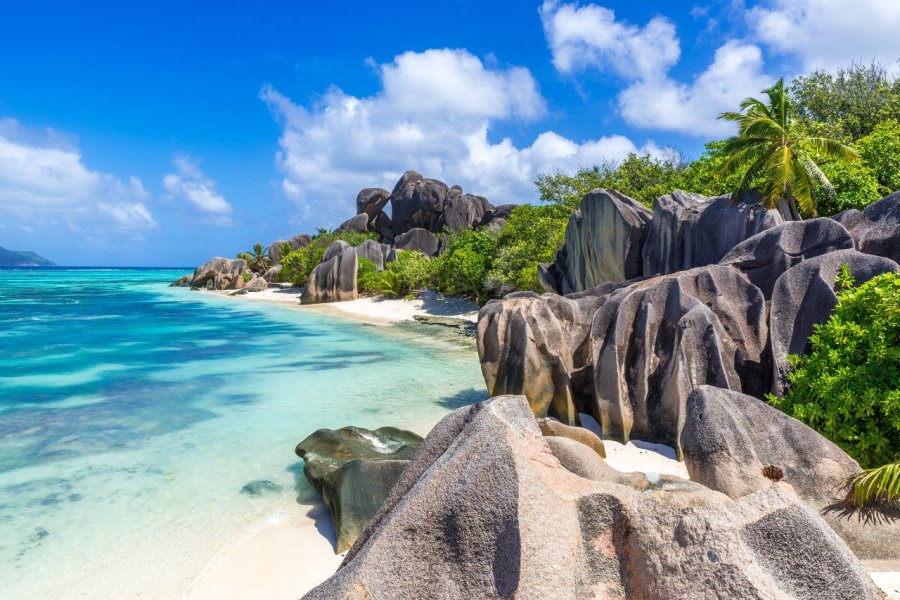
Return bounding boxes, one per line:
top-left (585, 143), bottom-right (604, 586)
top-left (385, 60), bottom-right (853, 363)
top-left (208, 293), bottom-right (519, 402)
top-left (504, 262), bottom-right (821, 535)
top-left (433, 228), bottom-right (497, 303)
top-left (769, 267), bottom-right (900, 467)
top-left (486, 204), bottom-right (566, 294)
top-left (280, 230), bottom-right (376, 286)
top-left (356, 258), bottom-right (381, 294)
top-left (857, 120), bottom-right (900, 194)
top-left (814, 155), bottom-right (882, 213)
top-left (357, 251), bottom-right (433, 298)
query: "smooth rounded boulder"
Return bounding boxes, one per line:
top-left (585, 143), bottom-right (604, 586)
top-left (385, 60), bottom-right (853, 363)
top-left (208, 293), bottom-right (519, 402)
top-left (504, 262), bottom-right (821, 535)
top-left (394, 228), bottom-right (439, 257)
top-left (301, 243), bottom-right (358, 304)
top-left (832, 192), bottom-right (900, 263)
top-left (189, 257), bottom-right (248, 290)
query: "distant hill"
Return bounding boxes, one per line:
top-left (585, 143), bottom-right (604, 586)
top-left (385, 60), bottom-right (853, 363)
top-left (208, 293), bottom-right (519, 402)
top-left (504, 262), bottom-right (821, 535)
top-left (0, 247), bottom-right (55, 266)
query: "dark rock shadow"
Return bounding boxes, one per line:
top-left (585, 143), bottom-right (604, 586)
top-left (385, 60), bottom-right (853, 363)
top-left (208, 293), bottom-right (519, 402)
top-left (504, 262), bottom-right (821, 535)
top-left (437, 387), bottom-right (490, 410)
top-left (287, 461), bottom-right (339, 551)
top-left (821, 500), bottom-right (900, 526)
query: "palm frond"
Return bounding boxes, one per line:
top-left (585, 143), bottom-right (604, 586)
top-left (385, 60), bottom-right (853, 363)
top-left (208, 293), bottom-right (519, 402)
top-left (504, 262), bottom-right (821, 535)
top-left (741, 116), bottom-right (786, 140)
top-left (791, 159), bottom-right (818, 216)
top-left (719, 111), bottom-right (746, 123)
top-left (730, 150), bottom-right (772, 205)
top-left (843, 462), bottom-right (900, 508)
top-left (759, 146), bottom-right (796, 207)
top-left (805, 137), bottom-right (860, 162)
top-left (716, 144), bottom-right (766, 179)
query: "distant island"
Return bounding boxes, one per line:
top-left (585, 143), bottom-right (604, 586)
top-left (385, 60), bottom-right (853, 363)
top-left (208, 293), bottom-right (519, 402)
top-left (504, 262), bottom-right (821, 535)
top-left (0, 247), bottom-right (55, 267)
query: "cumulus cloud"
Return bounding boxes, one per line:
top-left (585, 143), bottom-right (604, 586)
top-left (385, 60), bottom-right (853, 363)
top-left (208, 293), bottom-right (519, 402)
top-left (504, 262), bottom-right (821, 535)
top-left (0, 118), bottom-right (155, 233)
top-left (262, 48), bottom-right (658, 223)
top-left (162, 156), bottom-right (233, 225)
top-left (540, 1), bottom-right (771, 136)
top-left (749, 0), bottom-right (900, 71)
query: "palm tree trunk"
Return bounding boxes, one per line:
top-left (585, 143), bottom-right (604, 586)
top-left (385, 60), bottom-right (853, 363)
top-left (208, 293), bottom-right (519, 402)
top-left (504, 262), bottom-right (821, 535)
top-left (776, 189), bottom-right (802, 222)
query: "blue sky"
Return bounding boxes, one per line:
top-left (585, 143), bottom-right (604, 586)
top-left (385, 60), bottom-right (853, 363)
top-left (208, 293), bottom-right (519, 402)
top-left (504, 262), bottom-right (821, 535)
top-left (0, 0), bottom-right (896, 266)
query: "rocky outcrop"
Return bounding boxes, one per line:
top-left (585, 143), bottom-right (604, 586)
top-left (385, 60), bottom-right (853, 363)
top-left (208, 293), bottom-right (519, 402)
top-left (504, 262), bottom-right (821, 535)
top-left (304, 395), bottom-right (882, 600)
top-left (189, 257), bottom-right (247, 290)
top-left (301, 243), bottom-right (358, 304)
top-left (245, 275), bottom-right (267, 292)
top-left (389, 171), bottom-right (449, 236)
top-left (681, 386), bottom-right (900, 561)
top-left (394, 228), bottom-right (439, 257)
top-left (539, 189), bottom-right (652, 294)
top-left (169, 275), bottom-right (192, 287)
top-left (262, 264), bottom-right (283, 283)
top-left (538, 417), bottom-right (605, 458)
top-left (769, 249), bottom-right (899, 394)
top-left (832, 192), bottom-right (900, 263)
top-left (588, 265), bottom-right (769, 452)
top-left (481, 203), bottom-right (516, 231)
top-left (296, 426), bottom-right (422, 553)
top-left (718, 218), bottom-right (855, 298)
top-left (355, 239), bottom-right (392, 271)
top-left (435, 187), bottom-right (493, 232)
top-left (356, 188), bottom-right (391, 220)
top-left (338, 213), bottom-right (369, 234)
top-left (642, 191), bottom-right (784, 277)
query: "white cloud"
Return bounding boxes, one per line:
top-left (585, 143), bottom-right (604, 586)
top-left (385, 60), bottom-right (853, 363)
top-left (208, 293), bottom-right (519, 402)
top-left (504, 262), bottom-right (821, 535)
top-left (540, 0), bottom-right (679, 79)
top-left (749, 0), bottom-right (900, 71)
top-left (0, 118), bottom-right (155, 233)
top-left (262, 48), bottom-right (658, 222)
top-left (162, 156), bottom-right (233, 225)
top-left (540, 1), bottom-right (771, 136)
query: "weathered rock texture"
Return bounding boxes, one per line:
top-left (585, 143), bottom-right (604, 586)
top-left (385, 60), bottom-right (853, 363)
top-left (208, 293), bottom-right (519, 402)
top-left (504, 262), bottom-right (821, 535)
top-left (539, 189), bottom-right (652, 294)
top-left (301, 243), bottom-right (358, 304)
top-left (681, 386), bottom-right (900, 561)
top-left (769, 249), bottom-right (899, 394)
top-left (338, 213), bottom-right (369, 233)
top-left (394, 228), bottom-right (440, 257)
top-left (189, 257), bottom-right (247, 290)
top-left (718, 218), bottom-right (855, 298)
top-left (304, 395), bottom-right (883, 600)
top-left (832, 192), bottom-right (900, 263)
top-left (355, 239), bottom-right (393, 271)
top-left (642, 191), bottom-right (783, 276)
top-left (296, 426), bottom-right (422, 553)
top-left (245, 274), bottom-right (267, 292)
top-left (538, 417), bottom-right (606, 458)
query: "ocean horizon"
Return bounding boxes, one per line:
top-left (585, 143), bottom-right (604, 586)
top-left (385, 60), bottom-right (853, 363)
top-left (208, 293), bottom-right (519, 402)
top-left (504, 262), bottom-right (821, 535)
top-left (0, 268), bottom-right (486, 598)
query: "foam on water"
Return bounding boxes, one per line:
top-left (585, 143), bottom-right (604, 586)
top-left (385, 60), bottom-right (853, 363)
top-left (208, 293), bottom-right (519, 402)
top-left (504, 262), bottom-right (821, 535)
top-left (0, 268), bottom-right (487, 599)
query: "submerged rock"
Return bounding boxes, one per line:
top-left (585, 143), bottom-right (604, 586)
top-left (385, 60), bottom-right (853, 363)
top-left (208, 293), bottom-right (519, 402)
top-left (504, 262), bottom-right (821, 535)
top-left (240, 480), bottom-right (283, 497)
top-left (296, 426), bottom-right (422, 553)
top-left (304, 395), bottom-right (882, 600)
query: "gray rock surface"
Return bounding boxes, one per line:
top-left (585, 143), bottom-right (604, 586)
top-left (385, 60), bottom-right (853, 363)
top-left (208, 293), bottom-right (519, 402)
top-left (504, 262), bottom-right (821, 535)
top-left (389, 171), bottom-right (449, 235)
top-left (301, 245), bottom-right (358, 304)
top-left (394, 228), bottom-right (439, 257)
top-left (588, 265), bottom-right (769, 453)
top-left (268, 239), bottom-right (289, 265)
top-left (169, 275), bottom-right (192, 287)
top-left (245, 275), bottom-right (267, 292)
top-left (296, 426), bottom-right (422, 553)
top-left (355, 239), bottom-right (392, 271)
top-left (832, 192), bottom-right (900, 263)
top-left (189, 257), bottom-right (248, 290)
top-left (262, 264), bottom-right (283, 283)
top-left (718, 218), bottom-right (855, 298)
top-left (356, 188), bottom-right (391, 220)
top-left (338, 213), bottom-right (369, 233)
top-left (540, 189), bottom-right (652, 294)
top-left (323, 240), bottom-right (352, 263)
top-left (480, 203), bottom-right (516, 231)
top-left (642, 191), bottom-right (783, 276)
top-left (769, 249), bottom-right (899, 394)
top-left (681, 385), bottom-right (900, 561)
top-left (304, 395), bottom-right (882, 600)
top-left (435, 188), bottom-right (493, 232)
top-left (288, 233), bottom-right (313, 250)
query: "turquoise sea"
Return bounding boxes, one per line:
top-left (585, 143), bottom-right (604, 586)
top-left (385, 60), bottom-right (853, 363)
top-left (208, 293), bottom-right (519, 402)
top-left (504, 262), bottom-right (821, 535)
top-left (0, 268), bottom-right (486, 599)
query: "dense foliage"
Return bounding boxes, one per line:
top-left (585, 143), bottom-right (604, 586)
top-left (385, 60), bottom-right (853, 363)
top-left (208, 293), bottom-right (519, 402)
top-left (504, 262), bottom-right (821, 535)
top-left (357, 251), bottom-right (433, 298)
top-left (432, 228), bottom-right (498, 303)
top-left (485, 204), bottom-right (567, 295)
top-left (280, 230), bottom-right (377, 286)
top-left (769, 268), bottom-right (900, 468)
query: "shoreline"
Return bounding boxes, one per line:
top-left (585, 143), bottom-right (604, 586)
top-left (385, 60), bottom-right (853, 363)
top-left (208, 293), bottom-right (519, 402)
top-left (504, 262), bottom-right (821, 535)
top-left (204, 285), bottom-right (480, 327)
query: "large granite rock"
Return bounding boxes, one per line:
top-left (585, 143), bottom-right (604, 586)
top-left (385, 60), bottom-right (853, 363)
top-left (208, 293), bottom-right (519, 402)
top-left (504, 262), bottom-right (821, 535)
top-left (718, 218), bottom-right (855, 298)
top-left (769, 249), bottom-right (899, 394)
top-left (338, 213), bottom-right (369, 234)
top-left (642, 191), bottom-right (784, 276)
top-left (356, 188), bottom-right (391, 220)
top-left (589, 265), bottom-right (769, 453)
top-left (477, 289), bottom-right (612, 424)
top-left (301, 243), bottom-right (358, 304)
top-left (189, 257), bottom-right (248, 290)
top-left (296, 426), bottom-right (422, 553)
top-left (681, 386), bottom-right (900, 561)
top-left (268, 239), bottom-right (289, 265)
top-left (245, 274), bottom-right (267, 292)
top-left (262, 264), bottom-right (283, 283)
top-left (832, 192), bottom-right (900, 263)
top-left (539, 189), bottom-right (652, 294)
top-left (394, 228), bottom-right (439, 257)
top-left (538, 417), bottom-right (605, 458)
top-left (480, 203), bottom-right (516, 231)
top-left (288, 233), bottom-right (313, 249)
top-left (389, 171), bottom-right (449, 235)
top-left (435, 187), bottom-right (493, 232)
top-left (304, 395), bottom-right (882, 600)
top-left (169, 275), bottom-right (192, 287)
top-left (355, 239), bottom-right (392, 271)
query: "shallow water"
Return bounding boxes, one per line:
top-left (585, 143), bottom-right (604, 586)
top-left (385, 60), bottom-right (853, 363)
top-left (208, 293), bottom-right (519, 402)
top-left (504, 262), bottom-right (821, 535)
top-left (0, 268), bottom-right (487, 599)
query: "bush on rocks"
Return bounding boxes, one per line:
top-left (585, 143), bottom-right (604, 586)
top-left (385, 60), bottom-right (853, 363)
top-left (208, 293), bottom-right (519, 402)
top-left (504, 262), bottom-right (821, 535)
top-left (769, 267), bottom-right (900, 467)
top-left (280, 230), bottom-right (376, 286)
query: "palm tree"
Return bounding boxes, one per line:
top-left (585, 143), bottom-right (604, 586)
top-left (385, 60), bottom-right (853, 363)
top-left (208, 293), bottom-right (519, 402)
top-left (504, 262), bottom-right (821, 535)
top-left (717, 78), bottom-right (859, 216)
top-left (844, 462), bottom-right (900, 509)
top-left (237, 243), bottom-right (270, 273)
